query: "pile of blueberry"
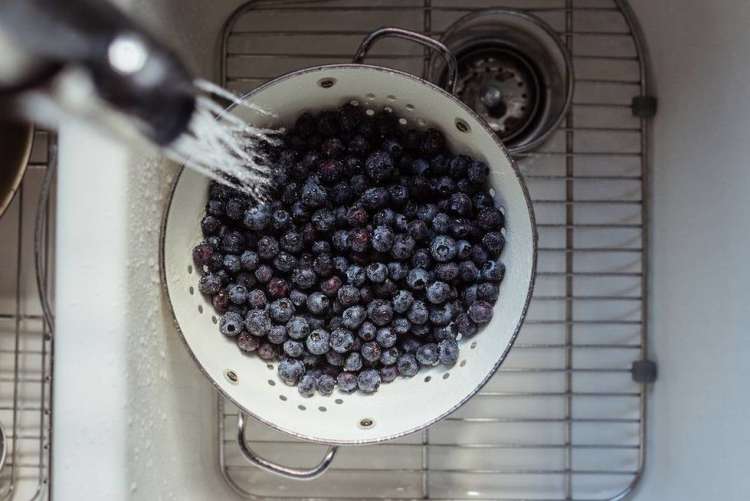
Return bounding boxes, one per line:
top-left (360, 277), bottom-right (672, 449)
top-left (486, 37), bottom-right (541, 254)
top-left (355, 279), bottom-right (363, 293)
top-left (192, 103), bottom-right (505, 396)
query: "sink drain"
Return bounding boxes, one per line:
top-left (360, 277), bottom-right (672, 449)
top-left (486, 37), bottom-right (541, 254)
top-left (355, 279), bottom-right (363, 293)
top-left (429, 9), bottom-right (574, 154)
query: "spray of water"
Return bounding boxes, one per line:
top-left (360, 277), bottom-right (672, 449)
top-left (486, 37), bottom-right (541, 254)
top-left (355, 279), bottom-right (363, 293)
top-left (165, 79), bottom-right (280, 202)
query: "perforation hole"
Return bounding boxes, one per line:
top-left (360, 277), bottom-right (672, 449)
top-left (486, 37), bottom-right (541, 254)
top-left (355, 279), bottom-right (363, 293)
top-left (424, 376), bottom-right (432, 383)
top-left (383, 106), bottom-right (393, 113)
top-left (267, 364), bottom-right (274, 370)
top-left (188, 286), bottom-right (194, 295)
top-left (335, 399), bottom-right (343, 405)
top-left (366, 109), bottom-right (375, 116)
top-left (318, 78), bottom-right (336, 89)
top-left (455, 118), bottom-right (471, 133)
top-left (319, 406), bottom-right (327, 412)
top-left (405, 104), bottom-right (415, 111)
top-left (187, 265), bottom-right (193, 274)
top-left (298, 405), bottom-right (307, 411)
top-left (470, 342), bottom-right (477, 349)
top-left (398, 118), bottom-right (408, 126)
top-left (197, 305), bottom-right (203, 314)
top-left (365, 93), bottom-right (376, 100)
top-left (350, 99), bottom-right (360, 106)
top-left (211, 316), bottom-right (217, 324)
top-left (279, 395), bottom-right (287, 401)
top-left (387, 95), bottom-right (397, 101)
top-left (442, 373), bottom-right (450, 380)
top-left (460, 360), bottom-right (467, 367)
top-left (267, 379), bottom-right (276, 386)
top-left (416, 118), bottom-right (427, 127)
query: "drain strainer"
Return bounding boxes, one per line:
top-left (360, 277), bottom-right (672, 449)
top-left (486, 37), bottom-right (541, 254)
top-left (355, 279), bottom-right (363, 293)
top-left (429, 9), bottom-right (574, 154)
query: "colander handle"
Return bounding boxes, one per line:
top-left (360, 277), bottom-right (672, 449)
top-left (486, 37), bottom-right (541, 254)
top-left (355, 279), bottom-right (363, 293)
top-left (237, 412), bottom-right (338, 480)
top-left (353, 27), bottom-right (459, 95)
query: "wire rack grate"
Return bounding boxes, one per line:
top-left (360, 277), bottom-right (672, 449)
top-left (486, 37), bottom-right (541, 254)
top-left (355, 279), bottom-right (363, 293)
top-left (218, 0), bottom-right (651, 499)
top-left (0, 129), bottom-right (55, 500)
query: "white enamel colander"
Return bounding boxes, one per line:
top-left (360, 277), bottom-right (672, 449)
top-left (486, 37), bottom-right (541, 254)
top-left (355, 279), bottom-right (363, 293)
top-left (161, 28), bottom-right (536, 480)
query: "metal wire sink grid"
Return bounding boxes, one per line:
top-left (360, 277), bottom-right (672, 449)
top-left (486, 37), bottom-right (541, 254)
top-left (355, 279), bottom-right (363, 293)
top-left (217, 1), bottom-right (651, 499)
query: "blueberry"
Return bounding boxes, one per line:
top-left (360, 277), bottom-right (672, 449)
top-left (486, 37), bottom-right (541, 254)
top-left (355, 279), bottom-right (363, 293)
top-left (389, 184), bottom-right (409, 208)
top-left (448, 154), bottom-right (470, 179)
top-left (468, 160), bottom-right (490, 184)
top-left (212, 290), bottom-right (230, 313)
top-left (477, 283), bottom-right (500, 302)
top-left (391, 234), bottom-right (416, 260)
top-left (313, 253), bottom-right (334, 278)
top-left (470, 245), bottom-right (489, 267)
top-left (373, 278), bottom-right (397, 298)
top-left (225, 197), bottom-right (247, 221)
top-left (248, 289), bottom-right (268, 309)
top-left (416, 343), bottom-right (439, 366)
top-left (372, 226), bottom-right (395, 253)
top-left (286, 316), bottom-right (310, 340)
top-left (254, 264), bottom-right (273, 283)
top-left (223, 254), bottom-right (241, 273)
top-left (366, 262), bottom-right (388, 283)
top-left (271, 209), bottom-right (292, 231)
top-left (292, 268), bottom-right (317, 290)
top-left (417, 204), bottom-right (438, 223)
top-left (306, 328), bottom-right (331, 355)
top-left (320, 137), bottom-right (346, 160)
top-left (198, 273), bottom-right (222, 295)
top-left (298, 253), bottom-right (315, 269)
top-left (433, 324), bottom-right (457, 342)
top-left (434, 175), bottom-right (455, 197)
top-left (214, 269), bottom-right (231, 286)
top-left (393, 213), bottom-right (409, 232)
top-left (375, 327), bottom-right (397, 348)
top-left (332, 230), bottom-right (351, 252)
top-left (345, 265), bottom-right (366, 287)
top-left (337, 372), bottom-right (358, 393)
top-left (432, 213), bottom-right (451, 234)
top-left (380, 347), bottom-right (399, 366)
top-left (201, 215), bottom-right (222, 236)
top-left (397, 354), bottom-right (419, 377)
top-left (407, 221), bottom-right (430, 246)
top-left (412, 158), bottom-right (430, 176)
top-left (438, 339), bottom-right (459, 366)
top-left (345, 205), bottom-right (368, 227)
top-left (278, 358), bottom-right (305, 385)
top-left (407, 300), bottom-right (429, 325)
top-left (380, 365), bottom-right (399, 383)
top-left (481, 260), bottom-right (505, 283)
top-left (473, 192), bottom-right (495, 210)
top-left (311, 241), bottom-right (331, 256)
top-left (321, 276), bottom-right (343, 296)
top-left (333, 256), bottom-right (349, 275)
top-left (426, 281), bottom-right (451, 304)
top-left (411, 248), bottom-right (432, 269)
top-left (243, 205), bottom-right (270, 231)
top-left (328, 312), bottom-right (344, 328)
top-left (337, 285), bottom-right (360, 307)
top-left (317, 374), bottom-right (336, 396)
top-left (350, 174), bottom-right (369, 196)
top-left (431, 235), bottom-right (457, 262)
top-left (298, 374), bottom-right (317, 397)
top-left (228, 284), bottom-right (248, 305)
top-left (388, 262), bottom-right (408, 281)
top-left (358, 321), bottom-right (377, 341)
top-left (240, 250), bottom-right (259, 271)
top-left (361, 187), bottom-right (390, 210)
top-left (429, 303), bottom-right (456, 326)
top-left (462, 285), bottom-right (478, 306)
top-left (301, 178), bottom-right (328, 209)
top-left (343, 352), bottom-right (363, 371)
top-left (326, 350), bottom-right (345, 367)
top-left (269, 298), bottom-right (294, 323)
top-left (419, 128), bottom-right (445, 156)
top-left (282, 182), bottom-right (300, 204)
top-left (450, 218), bottom-right (474, 239)
top-left (237, 332), bottom-right (260, 353)
top-left (267, 325), bottom-right (288, 345)
top-left (330, 328), bottom-right (355, 353)
top-left (349, 227), bottom-right (370, 253)
top-left (341, 305), bottom-right (366, 329)
top-left (289, 289), bottom-right (307, 309)
top-left (392, 290), bottom-right (414, 314)
top-left (469, 300), bottom-right (494, 324)
top-left (482, 232), bottom-right (505, 257)
top-left (309, 209), bottom-right (334, 233)
top-left (357, 369), bottom-right (381, 393)
top-left (219, 312), bottom-right (244, 337)
top-left (306, 292), bottom-right (330, 315)
top-left (367, 299), bottom-right (394, 326)
top-left (373, 208), bottom-right (396, 227)
top-left (257, 236), bottom-right (279, 260)
top-left (448, 192), bottom-right (472, 216)
top-left (273, 252), bottom-right (297, 274)
top-left (332, 181), bottom-right (353, 205)
top-left (221, 230), bottom-right (245, 254)
top-left (400, 337), bottom-right (422, 354)
top-left (382, 139), bottom-right (403, 159)
top-left (192, 242), bottom-right (215, 268)
top-left (291, 201), bottom-right (309, 224)
top-left (245, 309), bottom-right (271, 337)
top-left (434, 262), bottom-right (459, 282)
top-left (459, 261), bottom-right (480, 283)
top-left (302, 352), bottom-right (322, 369)
top-left (406, 268), bottom-right (430, 291)
top-left (283, 340), bottom-right (304, 358)
top-left (454, 240), bottom-right (471, 260)
top-left (280, 229), bottom-right (304, 254)
top-left (392, 318), bottom-right (411, 336)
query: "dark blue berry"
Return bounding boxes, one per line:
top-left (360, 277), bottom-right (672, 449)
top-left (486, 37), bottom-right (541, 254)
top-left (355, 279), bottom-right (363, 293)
top-left (301, 178), bottom-right (327, 209)
top-left (350, 174), bottom-right (369, 196)
top-left (273, 252), bottom-right (297, 273)
top-left (219, 312), bottom-right (244, 337)
top-left (289, 290), bottom-right (307, 309)
top-left (448, 192), bottom-right (472, 216)
top-left (201, 215), bottom-right (222, 236)
top-left (373, 208), bottom-right (396, 227)
top-left (482, 232), bottom-right (505, 257)
top-left (469, 300), bottom-right (494, 324)
top-left (312, 241), bottom-right (331, 255)
top-left (391, 234), bottom-right (416, 260)
top-left (407, 300), bottom-right (429, 325)
top-left (348, 135), bottom-right (369, 155)
top-left (221, 230), bottom-right (245, 254)
top-left (192, 242), bottom-right (215, 268)
top-left (310, 209), bottom-right (335, 232)
top-left (429, 303), bottom-right (456, 326)
top-left (367, 299), bottom-right (394, 326)
top-left (477, 283), bottom-right (500, 302)
top-left (292, 268), bottom-right (316, 290)
top-left (332, 230), bottom-right (350, 252)
top-left (237, 332), bottom-right (260, 353)
top-left (373, 278), bottom-right (397, 299)
top-left (380, 347), bottom-right (399, 366)
top-left (417, 204), bottom-right (438, 223)
top-left (198, 273), bottom-right (222, 295)
top-left (247, 289), bottom-right (267, 309)
top-left (321, 276), bottom-right (343, 297)
top-left (280, 230), bottom-right (303, 253)
top-left (412, 158), bottom-right (430, 176)
top-left (432, 213), bottom-right (451, 234)
top-left (227, 284), bottom-right (248, 305)
top-left (434, 176), bottom-right (456, 197)
top-left (269, 298), bottom-right (294, 323)
top-left (433, 324), bottom-right (457, 342)
top-left (388, 184), bottom-right (409, 207)
top-left (298, 374), bottom-right (317, 397)
top-left (450, 218), bottom-right (474, 239)
top-left (408, 220), bottom-right (431, 242)
top-left (286, 316), bottom-right (310, 340)
top-left (332, 181), bottom-right (353, 205)
top-left (257, 236), bottom-right (279, 260)
top-left (245, 309), bottom-right (271, 337)
top-left (283, 340), bottom-right (304, 358)
top-left (333, 256), bottom-right (349, 275)
top-left (313, 253), bottom-right (334, 278)
top-left (419, 128), bottom-right (445, 156)
top-left (365, 151), bottom-right (395, 184)
top-left (243, 205), bottom-right (270, 231)
top-left (321, 138), bottom-right (345, 160)
top-left (306, 328), bottom-right (331, 355)
top-left (337, 372), bottom-right (358, 393)
top-left (240, 250), bottom-right (259, 271)
top-left (382, 139), bottom-right (403, 159)
top-left (375, 327), bottom-right (397, 348)
top-left (431, 235), bottom-right (457, 262)
top-left (339, 303), bottom-right (366, 330)
top-left (306, 292), bottom-right (330, 314)
top-left (357, 369), bottom-right (381, 393)
top-left (468, 160), bottom-right (489, 184)
top-left (435, 262), bottom-right (459, 282)
top-left (388, 262), bottom-right (408, 281)
top-left (349, 227), bottom-right (370, 253)
top-left (411, 248), bottom-right (432, 269)
top-left (290, 201), bottom-right (309, 224)
top-left (326, 350), bottom-right (344, 367)
top-left (254, 264), bottom-right (273, 283)
top-left (416, 343), bottom-right (439, 366)
top-left (267, 325), bottom-right (288, 345)
top-left (481, 260), bottom-right (505, 282)
top-left (438, 339), bottom-right (459, 366)
top-left (223, 254), bottom-right (241, 273)
top-left (318, 374), bottom-right (336, 396)
top-left (366, 262), bottom-right (388, 283)
top-left (406, 268), bottom-right (430, 291)
top-left (372, 226), bottom-right (395, 253)
top-left (459, 261), bottom-right (480, 283)
top-left (358, 321), bottom-right (377, 341)
top-left (278, 358), bottom-right (305, 385)
top-left (271, 209), bottom-right (292, 231)
top-left (225, 197), bottom-right (247, 221)
top-left (345, 265), bottom-right (366, 287)
top-left (330, 328), bottom-right (355, 353)
top-left (337, 285), bottom-right (360, 307)
top-left (473, 192), bottom-right (495, 210)
top-left (394, 213), bottom-right (409, 232)
top-left (361, 187), bottom-right (390, 210)
top-left (343, 352), bottom-right (363, 371)
top-left (380, 365), bottom-right (399, 382)
top-left (397, 354), bottom-right (419, 377)
top-left (235, 272), bottom-right (257, 290)
top-left (426, 281), bottom-right (451, 304)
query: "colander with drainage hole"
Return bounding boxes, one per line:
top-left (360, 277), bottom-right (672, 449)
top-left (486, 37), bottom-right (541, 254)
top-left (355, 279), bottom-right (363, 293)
top-left (160, 28), bottom-right (536, 480)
